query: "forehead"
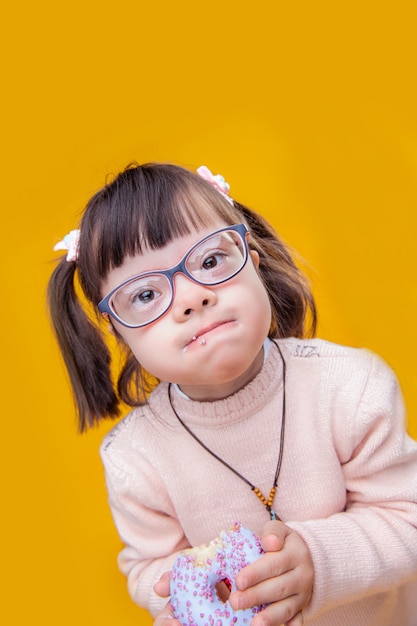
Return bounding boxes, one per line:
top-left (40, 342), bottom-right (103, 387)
top-left (101, 219), bottom-right (229, 296)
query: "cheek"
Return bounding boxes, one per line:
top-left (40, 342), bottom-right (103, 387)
top-left (112, 322), bottom-right (150, 360)
top-left (115, 323), bottom-right (174, 379)
top-left (242, 269), bottom-right (272, 329)
top-left (252, 292), bottom-right (272, 342)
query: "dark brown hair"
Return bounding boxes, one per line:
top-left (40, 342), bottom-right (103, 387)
top-left (48, 162), bottom-right (316, 431)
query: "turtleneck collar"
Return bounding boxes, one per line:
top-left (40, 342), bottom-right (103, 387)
top-left (149, 339), bottom-right (284, 429)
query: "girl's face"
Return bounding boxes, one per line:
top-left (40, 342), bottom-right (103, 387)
top-left (100, 220), bottom-right (272, 401)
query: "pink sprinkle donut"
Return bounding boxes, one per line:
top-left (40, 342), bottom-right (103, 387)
top-left (170, 522), bottom-right (267, 626)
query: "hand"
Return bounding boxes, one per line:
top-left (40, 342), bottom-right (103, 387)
top-left (153, 572), bottom-right (182, 626)
top-left (229, 520), bottom-right (314, 626)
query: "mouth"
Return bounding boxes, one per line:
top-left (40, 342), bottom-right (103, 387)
top-left (183, 320), bottom-right (235, 351)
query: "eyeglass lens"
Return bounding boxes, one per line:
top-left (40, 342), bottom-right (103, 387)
top-left (110, 228), bottom-right (246, 326)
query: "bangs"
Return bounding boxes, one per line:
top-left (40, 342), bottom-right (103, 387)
top-left (77, 163), bottom-right (241, 302)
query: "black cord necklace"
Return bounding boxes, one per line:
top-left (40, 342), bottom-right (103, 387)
top-left (167, 341), bottom-right (286, 521)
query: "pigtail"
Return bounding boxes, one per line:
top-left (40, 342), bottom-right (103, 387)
top-left (47, 258), bottom-right (119, 432)
top-left (117, 353), bottom-right (157, 407)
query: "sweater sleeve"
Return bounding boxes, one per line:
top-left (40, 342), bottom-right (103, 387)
top-left (288, 352), bottom-right (417, 619)
top-left (100, 424), bottom-right (191, 617)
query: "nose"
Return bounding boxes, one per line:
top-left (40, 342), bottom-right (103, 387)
top-left (171, 273), bottom-right (217, 321)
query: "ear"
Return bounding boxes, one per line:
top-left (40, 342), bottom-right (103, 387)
top-left (250, 249), bottom-right (260, 268)
top-left (104, 316), bottom-right (116, 336)
top-left (101, 312), bottom-right (116, 336)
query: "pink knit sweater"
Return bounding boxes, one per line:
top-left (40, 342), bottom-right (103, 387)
top-left (101, 338), bottom-right (417, 625)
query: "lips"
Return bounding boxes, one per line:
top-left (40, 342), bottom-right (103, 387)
top-left (193, 320), bottom-right (230, 340)
top-left (184, 320), bottom-right (235, 349)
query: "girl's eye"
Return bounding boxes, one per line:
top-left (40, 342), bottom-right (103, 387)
top-left (135, 289), bottom-right (156, 303)
top-left (201, 251), bottom-right (226, 271)
top-left (129, 287), bottom-right (161, 307)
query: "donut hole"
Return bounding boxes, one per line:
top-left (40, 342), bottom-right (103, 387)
top-left (215, 578), bottom-right (232, 602)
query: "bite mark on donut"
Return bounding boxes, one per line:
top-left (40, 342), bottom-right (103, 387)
top-left (187, 541), bottom-right (218, 568)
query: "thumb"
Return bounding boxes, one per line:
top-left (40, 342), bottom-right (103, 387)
top-left (154, 571), bottom-right (172, 598)
top-left (261, 520), bottom-right (291, 552)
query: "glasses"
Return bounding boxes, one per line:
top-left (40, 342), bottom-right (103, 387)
top-left (98, 223), bottom-right (249, 328)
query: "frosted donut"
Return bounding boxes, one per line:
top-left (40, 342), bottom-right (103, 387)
top-left (170, 522), bottom-right (267, 626)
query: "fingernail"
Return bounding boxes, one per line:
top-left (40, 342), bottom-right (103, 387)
top-left (233, 595), bottom-right (242, 610)
top-left (236, 577), bottom-right (247, 591)
top-left (229, 592), bottom-right (241, 610)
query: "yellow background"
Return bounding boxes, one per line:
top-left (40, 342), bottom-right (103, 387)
top-left (1, 2), bottom-right (416, 624)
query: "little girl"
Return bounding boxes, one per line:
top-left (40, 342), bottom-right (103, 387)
top-left (49, 162), bottom-right (417, 626)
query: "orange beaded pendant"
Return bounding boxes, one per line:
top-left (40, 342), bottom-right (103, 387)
top-left (252, 486), bottom-right (279, 520)
top-left (253, 486), bottom-right (277, 509)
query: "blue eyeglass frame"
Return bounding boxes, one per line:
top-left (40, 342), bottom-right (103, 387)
top-left (98, 223), bottom-right (250, 328)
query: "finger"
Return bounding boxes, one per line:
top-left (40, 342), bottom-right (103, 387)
top-left (231, 567), bottom-right (299, 610)
top-left (285, 610), bottom-right (304, 626)
top-left (248, 529), bottom-right (313, 588)
top-left (234, 544), bottom-right (296, 592)
top-left (153, 571), bottom-right (172, 598)
top-left (251, 597), bottom-right (302, 626)
top-left (153, 600), bottom-right (182, 626)
top-left (261, 520), bottom-right (291, 552)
